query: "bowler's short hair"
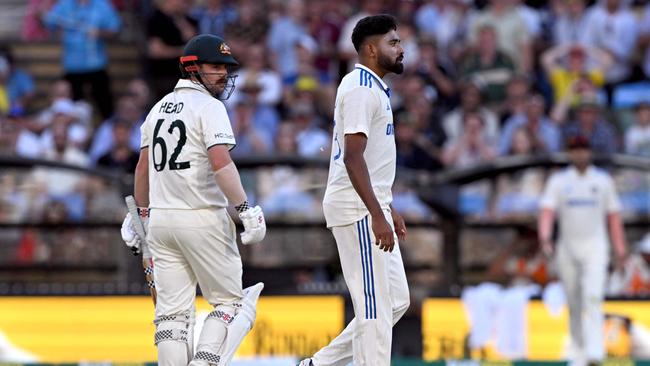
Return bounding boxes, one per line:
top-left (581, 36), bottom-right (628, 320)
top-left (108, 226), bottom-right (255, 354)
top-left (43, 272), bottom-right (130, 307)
top-left (351, 14), bottom-right (398, 52)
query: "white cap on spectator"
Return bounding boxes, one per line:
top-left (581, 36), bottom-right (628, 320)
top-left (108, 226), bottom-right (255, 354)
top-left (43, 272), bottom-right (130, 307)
top-left (296, 35), bottom-right (318, 54)
top-left (639, 233), bottom-right (650, 255)
top-left (51, 99), bottom-right (77, 116)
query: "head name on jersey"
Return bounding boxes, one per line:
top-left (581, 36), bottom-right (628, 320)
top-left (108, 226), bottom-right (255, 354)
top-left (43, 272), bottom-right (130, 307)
top-left (159, 102), bottom-right (184, 114)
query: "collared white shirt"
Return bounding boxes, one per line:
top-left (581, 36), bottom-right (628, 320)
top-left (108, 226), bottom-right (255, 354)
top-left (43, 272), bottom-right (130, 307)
top-left (141, 79), bottom-right (236, 210)
top-left (322, 64), bottom-right (396, 227)
top-left (540, 166), bottom-right (621, 250)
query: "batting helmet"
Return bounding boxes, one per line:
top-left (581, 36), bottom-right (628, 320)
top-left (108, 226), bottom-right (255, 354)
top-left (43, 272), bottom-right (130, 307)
top-left (179, 34), bottom-right (239, 99)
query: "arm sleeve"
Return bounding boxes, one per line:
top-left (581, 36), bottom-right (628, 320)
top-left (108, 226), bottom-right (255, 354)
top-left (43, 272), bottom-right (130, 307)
top-left (540, 174), bottom-right (560, 210)
top-left (201, 101), bottom-right (236, 150)
top-left (340, 87), bottom-right (379, 137)
top-left (604, 175), bottom-right (622, 213)
top-left (43, 0), bottom-right (66, 29)
top-left (100, 0), bottom-right (121, 31)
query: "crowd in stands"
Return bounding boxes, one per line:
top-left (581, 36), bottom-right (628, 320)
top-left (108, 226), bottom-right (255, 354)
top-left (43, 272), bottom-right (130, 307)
top-left (0, 0), bottom-right (649, 283)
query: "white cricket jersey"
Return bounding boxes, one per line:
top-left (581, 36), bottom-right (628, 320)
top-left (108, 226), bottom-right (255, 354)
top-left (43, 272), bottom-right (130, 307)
top-left (322, 64), bottom-right (396, 227)
top-left (540, 166), bottom-right (622, 250)
top-left (140, 79), bottom-right (236, 210)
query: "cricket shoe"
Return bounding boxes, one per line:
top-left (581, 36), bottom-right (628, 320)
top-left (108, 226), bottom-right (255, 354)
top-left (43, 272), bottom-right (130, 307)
top-left (297, 358), bottom-right (313, 366)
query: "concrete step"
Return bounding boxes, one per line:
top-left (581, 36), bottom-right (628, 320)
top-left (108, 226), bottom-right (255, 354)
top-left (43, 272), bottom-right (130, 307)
top-left (12, 41), bottom-right (142, 62)
top-left (9, 41), bottom-right (143, 114)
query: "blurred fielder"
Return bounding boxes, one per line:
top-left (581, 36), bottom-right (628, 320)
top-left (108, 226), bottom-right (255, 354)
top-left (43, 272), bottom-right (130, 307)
top-left (538, 135), bottom-right (627, 366)
top-left (299, 14), bottom-right (410, 366)
top-left (120, 34), bottom-right (266, 366)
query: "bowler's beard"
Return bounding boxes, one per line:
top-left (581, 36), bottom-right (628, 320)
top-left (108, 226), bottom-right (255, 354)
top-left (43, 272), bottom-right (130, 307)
top-left (378, 52), bottom-right (404, 75)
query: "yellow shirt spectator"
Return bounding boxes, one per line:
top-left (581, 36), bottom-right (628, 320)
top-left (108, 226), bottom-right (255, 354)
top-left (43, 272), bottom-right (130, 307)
top-left (550, 68), bottom-right (605, 105)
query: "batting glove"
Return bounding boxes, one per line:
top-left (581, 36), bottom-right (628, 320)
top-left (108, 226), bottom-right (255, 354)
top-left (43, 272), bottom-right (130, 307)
top-left (238, 205), bottom-right (266, 245)
top-left (120, 208), bottom-right (149, 255)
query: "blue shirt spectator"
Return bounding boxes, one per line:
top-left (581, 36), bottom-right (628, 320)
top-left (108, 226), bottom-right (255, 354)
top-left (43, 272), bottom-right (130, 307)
top-left (89, 96), bottom-right (143, 163)
top-left (7, 69), bottom-right (35, 107)
top-left (191, 0), bottom-right (238, 37)
top-left (90, 120), bottom-right (141, 163)
top-left (499, 95), bottom-right (561, 155)
top-left (563, 101), bottom-right (619, 155)
top-left (267, 0), bottom-right (314, 81)
top-left (44, 0), bottom-right (121, 73)
top-left (229, 99), bottom-right (280, 156)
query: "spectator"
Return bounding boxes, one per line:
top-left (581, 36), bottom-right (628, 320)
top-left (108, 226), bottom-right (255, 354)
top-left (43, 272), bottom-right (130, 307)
top-left (288, 37), bottom-right (327, 92)
top-left (124, 78), bottom-right (152, 115)
top-left (443, 82), bottom-right (499, 146)
top-left (96, 120), bottom-right (139, 172)
top-left (442, 112), bottom-right (496, 168)
top-left (624, 102), bottom-right (650, 157)
top-left (305, 0), bottom-right (343, 85)
top-left (32, 119), bottom-right (90, 220)
top-left (267, 0), bottom-right (316, 84)
top-left (43, 0), bottom-right (121, 119)
top-left (395, 112), bottom-right (444, 172)
top-left (229, 87), bottom-right (279, 157)
top-left (226, 43), bottom-right (282, 109)
top-left (0, 46), bottom-right (36, 113)
top-left (551, 0), bottom-right (590, 46)
top-left (258, 122), bottom-right (321, 219)
top-left (0, 57), bottom-right (9, 115)
top-left (288, 101), bottom-right (330, 157)
top-left (394, 75), bottom-right (447, 150)
top-left (498, 75), bottom-right (531, 123)
top-left (21, 0), bottom-right (56, 41)
top-left (582, 0), bottom-right (638, 86)
top-left (413, 38), bottom-right (457, 114)
top-left (608, 232), bottom-right (650, 297)
top-left (469, 0), bottom-right (532, 73)
top-left (563, 97), bottom-right (619, 155)
top-left (495, 127), bottom-right (546, 215)
top-left (514, 0), bottom-right (542, 40)
top-left (442, 112), bottom-right (495, 215)
top-left (488, 227), bottom-right (551, 286)
top-left (225, 0), bottom-right (269, 55)
top-left (39, 99), bottom-right (91, 151)
top-left (89, 95), bottom-right (143, 162)
top-left (550, 72), bottom-right (606, 124)
top-left (336, 0), bottom-right (384, 72)
top-left (30, 79), bottom-right (92, 136)
top-left (415, 0), bottom-right (471, 63)
top-left (145, 0), bottom-right (197, 100)
top-left (640, 4), bottom-right (650, 80)
top-left (459, 24), bottom-right (516, 106)
top-left (285, 73), bottom-right (334, 123)
top-left (542, 44), bottom-right (612, 105)
top-left (190, 0), bottom-right (237, 37)
top-left (499, 94), bottom-right (561, 155)
top-left (397, 21), bottom-right (420, 74)
top-left (0, 114), bottom-right (41, 158)
top-left (274, 122), bottom-right (298, 156)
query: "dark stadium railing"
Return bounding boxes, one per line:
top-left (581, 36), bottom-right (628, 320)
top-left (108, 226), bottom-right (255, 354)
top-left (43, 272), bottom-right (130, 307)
top-left (0, 154), bottom-right (649, 296)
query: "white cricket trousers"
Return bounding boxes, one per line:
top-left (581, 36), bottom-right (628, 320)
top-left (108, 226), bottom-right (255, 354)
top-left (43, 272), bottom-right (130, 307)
top-left (556, 242), bottom-right (608, 364)
top-left (313, 210), bottom-right (410, 366)
top-left (148, 208), bottom-right (244, 319)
